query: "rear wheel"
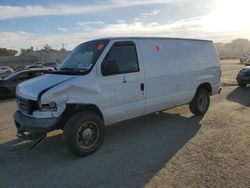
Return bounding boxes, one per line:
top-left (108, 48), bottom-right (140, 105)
top-left (238, 82), bottom-right (247, 87)
top-left (189, 88), bottom-right (210, 115)
top-left (63, 111), bottom-right (104, 156)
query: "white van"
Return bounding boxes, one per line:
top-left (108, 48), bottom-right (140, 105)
top-left (14, 37), bottom-right (221, 156)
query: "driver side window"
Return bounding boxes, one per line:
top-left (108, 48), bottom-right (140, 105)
top-left (101, 41), bottom-right (139, 76)
top-left (16, 72), bottom-right (29, 80)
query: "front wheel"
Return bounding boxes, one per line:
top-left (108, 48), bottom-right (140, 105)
top-left (63, 111), bottom-right (104, 156)
top-left (189, 88), bottom-right (210, 115)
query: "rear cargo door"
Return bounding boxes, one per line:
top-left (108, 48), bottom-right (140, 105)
top-left (98, 40), bottom-right (146, 124)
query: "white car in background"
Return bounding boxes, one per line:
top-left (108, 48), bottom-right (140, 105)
top-left (244, 57), bottom-right (250, 66)
top-left (0, 66), bottom-right (13, 75)
top-left (25, 63), bottom-right (56, 70)
top-left (240, 54), bottom-right (250, 64)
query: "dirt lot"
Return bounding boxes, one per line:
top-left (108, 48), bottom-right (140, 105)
top-left (0, 60), bottom-right (249, 188)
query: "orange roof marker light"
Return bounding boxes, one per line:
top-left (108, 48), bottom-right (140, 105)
top-left (97, 44), bottom-right (104, 50)
top-left (155, 45), bottom-right (160, 52)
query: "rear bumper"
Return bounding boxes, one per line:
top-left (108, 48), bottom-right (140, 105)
top-left (211, 84), bottom-right (222, 95)
top-left (14, 111), bottom-right (60, 133)
top-left (218, 87), bottom-right (222, 94)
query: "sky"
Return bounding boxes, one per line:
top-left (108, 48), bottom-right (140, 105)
top-left (0, 0), bottom-right (250, 51)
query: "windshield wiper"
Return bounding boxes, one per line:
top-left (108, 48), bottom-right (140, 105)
top-left (51, 67), bottom-right (87, 75)
top-left (60, 67), bottom-right (87, 71)
top-left (59, 68), bottom-right (84, 73)
top-left (60, 68), bottom-right (78, 71)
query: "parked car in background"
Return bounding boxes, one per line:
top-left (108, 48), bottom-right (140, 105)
top-left (0, 68), bottom-right (53, 99)
top-left (14, 65), bottom-right (26, 71)
top-left (236, 66), bottom-right (250, 87)
top-left (0, 66), bottom-right (13, 76)
top-left (43, 62), bottom-right (58, 69)
top-left (25, 64), bottom-right (44, 69)
top-left (25, 63), bottom-right (57, 70)
top-left (244, 57), bottom-right (250, 66)
top-left (240, 54), bottom-right (250, 64)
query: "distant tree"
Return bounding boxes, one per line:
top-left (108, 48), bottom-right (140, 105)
top-left (60, 47), bottom-right (66, 51)
top-left (20, 46), bottom-right (34, 56)
top-left (0, 48), bottom-right (18, 56)
top-left (43, 44), bottom-right (56, 52)
top-left (60, 44), bottom-right (66, 51)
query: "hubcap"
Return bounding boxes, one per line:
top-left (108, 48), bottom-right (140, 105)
top-left (82, 128), bottom-right (93, 140)
top-left (76, 121), bottom-right (99, 149)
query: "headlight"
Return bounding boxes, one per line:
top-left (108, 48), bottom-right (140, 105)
top-left (40, 102), bottom-right (57, 111)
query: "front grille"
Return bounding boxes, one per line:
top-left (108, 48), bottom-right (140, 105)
top-left (16, 96), bottom-right (28, 114)
top-left (16, 96), bottom-right (39, 115)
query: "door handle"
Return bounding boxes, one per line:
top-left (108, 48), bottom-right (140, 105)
top-left (123, 76), bottom-right (127, 83)
top-left (140, 83), bottom-right (144, 91)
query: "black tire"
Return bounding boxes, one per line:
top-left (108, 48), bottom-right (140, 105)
top-left (0, 87), bottom-right (10, 99)
top-left (189, 88), bottom-right (210, 115)
top-left (63, 111), bottom-right (104, 157)
top-left (238, 82), bottom-right (247, 87)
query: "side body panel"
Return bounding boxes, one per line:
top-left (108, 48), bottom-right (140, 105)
top-left (138, 38), bottom-right (220, 114)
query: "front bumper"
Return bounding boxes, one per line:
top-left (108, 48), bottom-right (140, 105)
top-left (14, 111), bottom-right (61, 133)
top-left (211, 84), bottom-right (222, 95)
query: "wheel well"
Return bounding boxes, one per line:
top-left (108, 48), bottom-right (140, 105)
top-left (64, 103), bottom-right (104, 121)
top-left (58, 104), bottom-right (104, 130)
top-left (197, 83), bottom-right (212, 95)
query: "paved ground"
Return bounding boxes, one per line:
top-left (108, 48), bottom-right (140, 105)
top-left (0, 60), bottom-right (249, 188)
top-left (220, 59), bottom-right (244, 86)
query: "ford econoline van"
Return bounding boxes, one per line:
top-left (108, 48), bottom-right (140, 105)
top-left (13, 37), bottom-right (221, 156)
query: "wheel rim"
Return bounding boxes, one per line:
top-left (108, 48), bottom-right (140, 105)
top-left (76, 121), bottom-right (99, 149)
top-left (197, 93), bottom-right (208, 112)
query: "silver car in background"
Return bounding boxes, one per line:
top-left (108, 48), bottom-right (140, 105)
top-left (0, 66), bottom-right (13, 77)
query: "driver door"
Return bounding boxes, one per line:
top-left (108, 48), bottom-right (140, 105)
top-left (98, 40), bottom-right (146, 124)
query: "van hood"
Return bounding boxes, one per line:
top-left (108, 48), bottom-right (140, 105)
top-left (16, 74), bottom-right (76, 101)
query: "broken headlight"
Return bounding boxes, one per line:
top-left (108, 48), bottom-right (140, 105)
top-left (39, 102), bottom-right (57, 112)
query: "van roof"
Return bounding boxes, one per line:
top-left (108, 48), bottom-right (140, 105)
top-left (95, 37), bottom-right (212, 43)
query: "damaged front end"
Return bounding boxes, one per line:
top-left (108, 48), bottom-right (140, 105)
top-left (13, 88), bottom-right (69, 148)
top-left (14, 96), bottom-right (66, 149)
top-left (13, 73), bottom-right (74, 136)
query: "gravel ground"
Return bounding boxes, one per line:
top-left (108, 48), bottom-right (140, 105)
top-left (0, 60), bottom-right (249, 188)
top-left (146, 86), bottom-right (250, 188)
top-left (220, 59), bottom-right (244, 86)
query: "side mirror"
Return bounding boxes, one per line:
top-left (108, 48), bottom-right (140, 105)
top-left (101, 60), bottom-right (119, 76)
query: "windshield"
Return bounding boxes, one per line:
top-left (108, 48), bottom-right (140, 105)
top-left (58, 39), bottom-right (109, 74)
top-left (3, 71), bottom-right (20, 80)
